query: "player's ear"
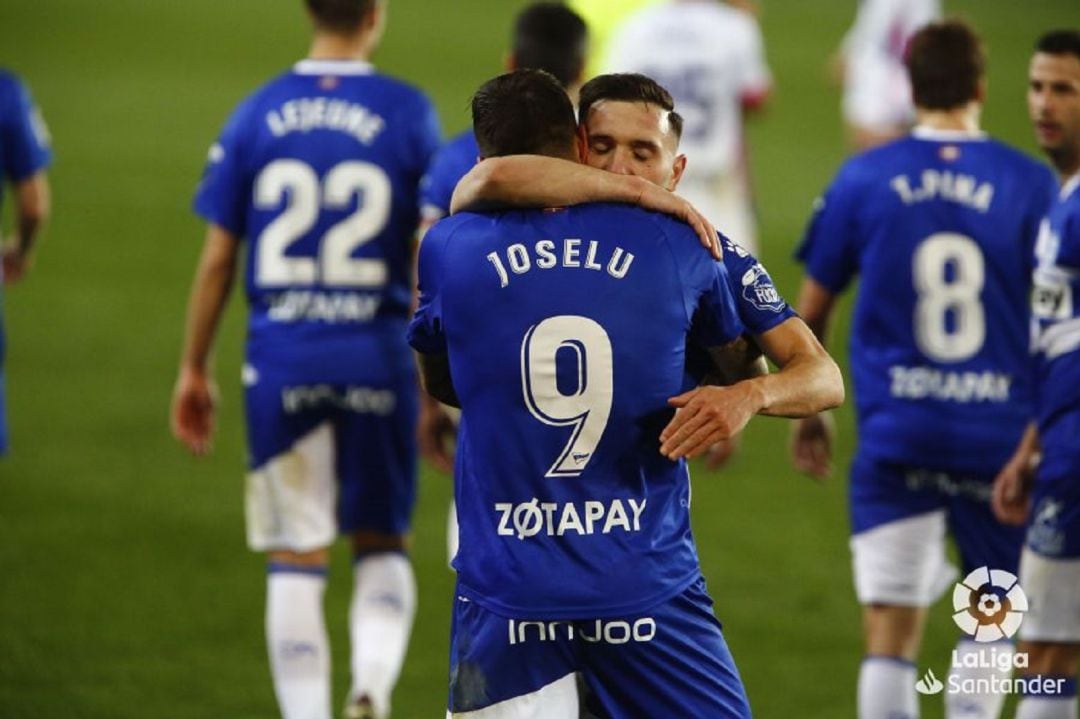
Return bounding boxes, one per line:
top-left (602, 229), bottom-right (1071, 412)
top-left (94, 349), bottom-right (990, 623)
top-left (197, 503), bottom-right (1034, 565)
top-left (505, 52), bottom-right (517, 72)
top-left (668, 154), bottom-right (687, 192)
top-left (974, 78), bottom-right (987, 105)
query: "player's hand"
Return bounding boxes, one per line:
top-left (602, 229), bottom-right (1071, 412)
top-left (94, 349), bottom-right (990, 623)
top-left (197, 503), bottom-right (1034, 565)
top-left (1, 244), bottom-right (31, 283)
top-left (171, 367), bottom-right (217, 456)
top-left (790, 413), bottom-right (834, 480)
top-left (704, 434), bottom-right (741, 470)
top-left (418, 396), bottom-right (457, 473)
top-left (991, 454), bottom-right (1035, 526)
top-left (636, 184), bottom-right (722, 260)
top-left (660, 384), bottom-right (759, 461)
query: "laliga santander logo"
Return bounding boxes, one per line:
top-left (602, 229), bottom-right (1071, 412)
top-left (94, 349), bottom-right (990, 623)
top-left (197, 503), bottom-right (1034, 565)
top-left (951, 566), bottom-right (1028, 642)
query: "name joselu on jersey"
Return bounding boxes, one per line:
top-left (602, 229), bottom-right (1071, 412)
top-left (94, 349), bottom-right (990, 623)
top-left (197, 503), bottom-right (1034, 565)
top-left (890, 170), bottom-right (993, 212)
top-left (486, 239), bottom-right (635, 288)
top-left (496, 497), bottom-right (646, 540)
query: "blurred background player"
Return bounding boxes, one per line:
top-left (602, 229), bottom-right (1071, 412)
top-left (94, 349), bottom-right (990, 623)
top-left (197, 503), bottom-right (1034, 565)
top-left (793, 20), bottom-right (1056, 719)
top-left (832, 0), bottom-right (940, 150)
top-left (169, 1), bottom-right (440, 717)
top-left (0, 69), bottom-right (50, 456)
top-left (993, 28), bottom-right (1080, 719)
top-left (602, 0), bottom-right (771, 254)
top-left (420, 2), bottom-right (588, 230)
top-left (450, 72), bottom-right (841, 468)
top-left (411, 67), bottom-right (763, 718)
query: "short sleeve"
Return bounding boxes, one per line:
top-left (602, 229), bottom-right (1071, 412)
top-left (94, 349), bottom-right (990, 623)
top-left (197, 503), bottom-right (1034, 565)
top-left (1, 75), bottom-right (52, 181)
top-left (407, 220), bottom-right (451, 354)
top-left (795, 163), bottom-right (863, 293)
top-left (192, 101), bottom-right (254, 237)
top-left (722, 236), bottom-right (795, 335)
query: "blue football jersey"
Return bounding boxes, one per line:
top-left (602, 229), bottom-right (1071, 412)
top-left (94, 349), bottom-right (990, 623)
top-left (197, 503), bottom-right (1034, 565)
top-left (419, 129), bottom-right (478, 221)
top-left (0, 70), bottom-right (51, 214)
top-left (798, 128), bottom-right (1056, 474)
top-left (194, 59), bottom-right (440, 381)
top-left (1032, 175), bottom-right (1080, 478)
top-left (409, 203), bottom-right (744, 618)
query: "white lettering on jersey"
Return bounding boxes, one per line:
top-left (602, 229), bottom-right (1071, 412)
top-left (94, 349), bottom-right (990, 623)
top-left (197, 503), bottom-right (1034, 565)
top-left (890, 170), bottom-right (993, 212)
top-left (494, 498), bottom-right (646, 539)
top-left (266, 98), bottom-right (385, 145)
top-left (281, 385), bottom-right (397, 415)
top-left (485, 240), bottom-right (635, 288)
top-left (888, 365), bottom-right (1011, 403)
top-left (507, 617), bottom-right (657, 645)
top-left (266, 290), bottom-right (382, 323)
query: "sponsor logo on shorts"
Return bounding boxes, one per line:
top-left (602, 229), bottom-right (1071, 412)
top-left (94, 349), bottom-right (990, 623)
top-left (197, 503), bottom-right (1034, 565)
top-left (507, 617), bottom-right (657, 645)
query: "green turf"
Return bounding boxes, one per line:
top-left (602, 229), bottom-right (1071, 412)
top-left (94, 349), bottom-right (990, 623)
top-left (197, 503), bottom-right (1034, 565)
top-left (0, 1), bottom-right (1075, 716)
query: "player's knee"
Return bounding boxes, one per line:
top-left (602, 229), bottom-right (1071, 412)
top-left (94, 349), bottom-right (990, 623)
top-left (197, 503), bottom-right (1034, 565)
top-left (863, 604), bottom-right (926, 660)
top-left (1018, 641), bottom-right (1080, 676)
top-left (267, 547), bottom-right (330, 568)
top-left (350, 529), bottom-right (409, 557)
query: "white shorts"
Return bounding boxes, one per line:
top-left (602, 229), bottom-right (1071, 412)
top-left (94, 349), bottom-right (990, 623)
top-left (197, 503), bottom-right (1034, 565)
top-left (1017, 547), bottom-right (1080, 643)
top-left (843, 58), bottom-right (913, 132)
top-left (850, 510), bottom-right (958, 606)
top-left (446, 673), bottom-right (578, 719)
top-left (676, 172), bottom-right (757, 255)
top-left (245, 423), bottom-right (337, 553)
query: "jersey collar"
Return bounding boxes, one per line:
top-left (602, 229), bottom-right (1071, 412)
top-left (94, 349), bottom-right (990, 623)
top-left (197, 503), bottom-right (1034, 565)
top-left (293, 59), bottom-right (374, 76)
top-left (911, 125), bottom-right (988, 141)
top-left (1061, 172), bottom-right (1080, 201)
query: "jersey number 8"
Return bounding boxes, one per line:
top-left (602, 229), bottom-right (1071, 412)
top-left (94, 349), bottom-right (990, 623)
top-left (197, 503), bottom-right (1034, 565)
top-left (913, 232), bottom-right (986, 362)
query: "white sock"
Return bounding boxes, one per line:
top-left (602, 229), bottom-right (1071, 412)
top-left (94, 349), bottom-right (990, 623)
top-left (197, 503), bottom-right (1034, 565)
top-left (859, 656), bottom-right (918, 719)
top-left (266, 569), bottom-right (332, 719)
top-left (349, 552), bottom-right (417, 719)
top-left (1016, 675), bottom-right (1078, 719)
top-left (945, 640), bottom-right (1009, 718)
top-left (1016, 697), bottom-right (1078, 719)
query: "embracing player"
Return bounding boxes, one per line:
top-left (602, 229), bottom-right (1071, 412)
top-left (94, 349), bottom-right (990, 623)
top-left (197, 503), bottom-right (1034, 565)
top-left (170, 1), bottom-right (439, 718)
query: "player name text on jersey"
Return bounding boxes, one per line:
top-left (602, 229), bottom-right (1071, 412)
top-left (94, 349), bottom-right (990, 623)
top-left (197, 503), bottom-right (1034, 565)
top-left (486, 239), bottom-right (635, 288)
top-left (265, 97), bottom-right (385, 145)
top-left (890, 170), bottom-right (994, 212)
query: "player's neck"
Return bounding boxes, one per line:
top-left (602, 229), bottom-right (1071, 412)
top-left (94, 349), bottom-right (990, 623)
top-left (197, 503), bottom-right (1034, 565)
top-left (914, 104), bottom-right (981, 134)
top-left (308, 31), bottom-right (374, 63)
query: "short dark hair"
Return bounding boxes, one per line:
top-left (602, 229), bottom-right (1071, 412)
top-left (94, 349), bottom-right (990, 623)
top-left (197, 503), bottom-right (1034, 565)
top-left (905, 20), bottom-right (985, 111)
top-left (472, 69), bottom-right (579, 158)
top-left (1036, 29), bottom-right (1080, 61)
top-left (578, 73), bottom-right (684, 140)
top-left (305, 0), bottom-right (377, 33)
top-left (512, 3), bottom-right (588, 89)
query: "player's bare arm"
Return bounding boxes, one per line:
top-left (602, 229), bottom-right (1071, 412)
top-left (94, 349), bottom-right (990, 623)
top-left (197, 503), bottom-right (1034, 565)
top-left (416, 352), bottom-right (459, 409)
top-left (660, 316), bottom-right (843, 461)
top-left (789, 276), bottom-right (840, 478)
top-left (2, 171), bottom-right (50, 283)
top-left (450, 154), bottom-right (721, 259)
top-left (170, 224), bottom-right (239, 456)
top-left (991, 422), bottom-right (1041, 526)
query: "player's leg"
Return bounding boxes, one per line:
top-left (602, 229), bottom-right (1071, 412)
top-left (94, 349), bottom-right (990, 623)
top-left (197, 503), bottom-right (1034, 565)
top-left (1014, 475), bottom-right (1080, 719)
top-left (578, 576), bottom-right (751, 718)
top-left (336, 381), bottom-right (419, 719)
top-left (446, 594), bottom-right (579, 718)
top-left (245, 370), bottom-right (339, 719)
top-left (945, 484), bottom-right (1026, 718)
top-left (850, 455), bottom-right (957, 719)
top-left (0, 300), bottom-right (9, 455)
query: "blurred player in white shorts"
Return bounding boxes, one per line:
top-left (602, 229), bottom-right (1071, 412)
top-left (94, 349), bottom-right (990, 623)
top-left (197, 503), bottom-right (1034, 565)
top-left (602, 0), bottom-right (770, 253)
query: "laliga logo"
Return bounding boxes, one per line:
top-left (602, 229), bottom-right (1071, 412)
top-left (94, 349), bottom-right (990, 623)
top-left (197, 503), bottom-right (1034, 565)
top-left (951, 566), bottom-right (1028, 642)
